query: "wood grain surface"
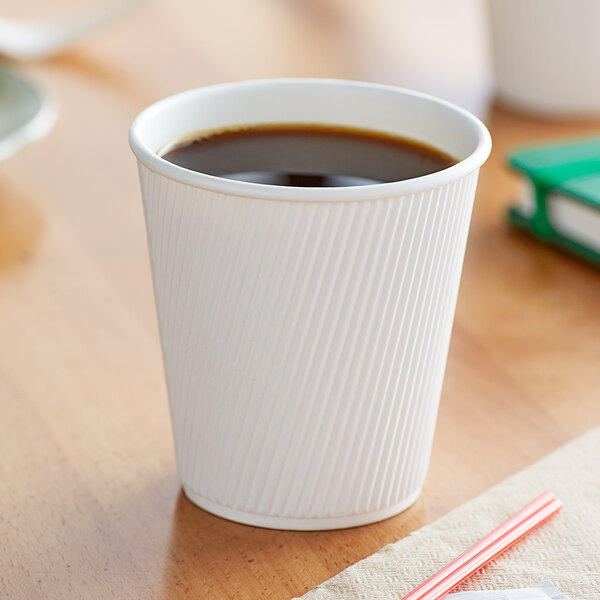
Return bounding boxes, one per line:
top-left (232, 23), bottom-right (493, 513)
top-left (1, 1), bottom-right (599, 599)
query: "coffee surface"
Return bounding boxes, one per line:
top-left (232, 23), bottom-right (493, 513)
top-left (161, 124), bottom-right (456, 187)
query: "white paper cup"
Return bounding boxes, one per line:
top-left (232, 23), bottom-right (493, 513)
top-left (489, 0), bottom-right (600, 118)
top-left (130, 79), bottom-right (490, 530)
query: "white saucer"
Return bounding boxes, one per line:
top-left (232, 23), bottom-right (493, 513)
top-left (0, 65), bottom-right (56, 162)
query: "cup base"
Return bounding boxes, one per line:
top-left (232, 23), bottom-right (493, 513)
top-left (182, 486), bottom-right (422, 531)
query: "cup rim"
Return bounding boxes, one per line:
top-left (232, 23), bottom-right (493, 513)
top-left (129, 78), bottom-right (491, 202)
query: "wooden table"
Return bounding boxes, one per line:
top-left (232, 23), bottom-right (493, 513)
top-left (2, 1), bottom-right (599, 598)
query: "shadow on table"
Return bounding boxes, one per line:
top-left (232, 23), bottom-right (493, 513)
top-left (158, 489), bottom-right (429, 600)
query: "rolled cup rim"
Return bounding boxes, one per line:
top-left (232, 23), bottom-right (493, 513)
top-left (129, 78), bottom-right (491, 203)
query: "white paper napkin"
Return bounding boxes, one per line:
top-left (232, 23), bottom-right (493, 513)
top-left (297, 429), bottom-right (600, 599)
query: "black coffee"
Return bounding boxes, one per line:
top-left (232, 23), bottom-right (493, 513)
top-left (161, 124), bottom-right (455, 187)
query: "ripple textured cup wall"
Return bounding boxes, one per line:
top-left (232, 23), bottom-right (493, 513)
top-left (130, 79), bottom-right (491, 530)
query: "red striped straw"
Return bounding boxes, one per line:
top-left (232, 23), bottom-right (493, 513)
top-left (401, 491), bottom-right (563, 600)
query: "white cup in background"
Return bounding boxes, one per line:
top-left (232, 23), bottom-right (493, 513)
top-left (489, 0), bottom-right (600, 118)
top-left (129, 79), bottom-right (490, 530)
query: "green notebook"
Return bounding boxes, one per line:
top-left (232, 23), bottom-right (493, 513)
top-left (507, 137), bottom-right (600, 267)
